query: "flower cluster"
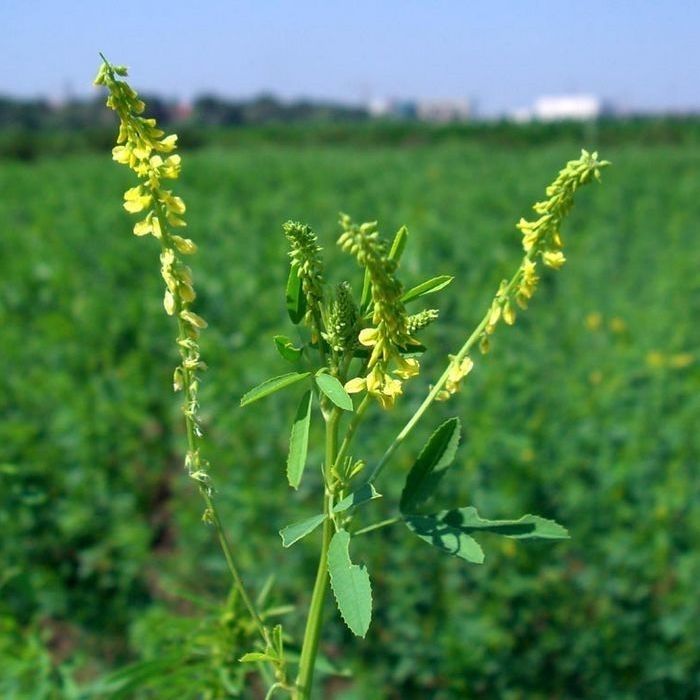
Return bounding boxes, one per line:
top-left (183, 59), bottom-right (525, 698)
top-left (436, 355), bottom-right (474, 402)
top-left (434, 150), bottom-right (608, 402)
top-left (95, 59), bottom-right (209, 486)
top-left (323, 282), bottom-right (359, 356)
top-left (283, 220), bottom-right (325, 331)
top-left (515, 149), bottom-right (608, 303)
top-left (338, 215), bottom-right (420, 409)
top-left (407, 309), bottom-right (439, 334)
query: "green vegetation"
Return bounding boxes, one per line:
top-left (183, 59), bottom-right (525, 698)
top-left (1, 132), bottom-right (698, 697)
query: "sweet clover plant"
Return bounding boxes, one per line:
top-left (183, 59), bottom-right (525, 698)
top-left (95, 57), bottom-right (609, 699)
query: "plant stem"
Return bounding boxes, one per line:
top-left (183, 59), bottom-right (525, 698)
top-left (353, 516), bottom-right (400, 536)
top-left (334, 393), bottom-right (371, 471)
top-left (202, 490), bottom-right (271, 646)
top-left (295, 410), bottom-right (339, 699)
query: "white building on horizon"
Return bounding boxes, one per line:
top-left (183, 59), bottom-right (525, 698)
top-left (533, 94), bottom-right (606, 121)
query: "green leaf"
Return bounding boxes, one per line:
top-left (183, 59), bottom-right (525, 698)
top-left (315, 371), bottom-right (353, 411)
top-left (333, 483), bottom-right (382, 513)
top-left (286, 264), bottom-right (306, 325)
top-left (404, 513), bottom-right (484, 563)
top-left (401, 275), bottom-right (454, 304)
top-left (327, 529), bottom-right (372, 637)
top-left (274, 335), bottom-right (302, 363)
top-left (287, 390), bottom-right (312, 488)
top-left (440, 507), bottom-right (570, 539)
top-left (400, 417), bottom-right (461, 514)
top-left (239, 651), bottom-right (276, 663)
top-left (240, 372), bottom-right (311, 407)
top-left (388, 225), bottom-right (408, 262)
top-left (279, 513), bottom-right (327, 548)
top-left (360, 268), bottom-right (372, 314)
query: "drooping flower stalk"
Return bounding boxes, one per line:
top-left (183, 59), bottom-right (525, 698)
top-left (94, 57), bottom-right (279, 666)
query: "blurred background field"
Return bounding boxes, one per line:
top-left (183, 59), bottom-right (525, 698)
top-left (1, 123), bottom-right (699, 698)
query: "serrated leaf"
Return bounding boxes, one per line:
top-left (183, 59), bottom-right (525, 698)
top-left (315, 371), bottom-right (354, 411)
top-left (287, 390), bottom-right (312, 488)
top-left (404, 513), bottom-right (484, 564)
top-left (441, 507), bottom-right (569, 539)
top-left (327, 529), bottom-right (372, 637)
top-left (279, 513), bottom-right (327, 547)
top-left (286, 264), bottom-right (306, 325)
top-left (274, 335), bottom-right (302, 363)
top-left (333, 484), bottom-right (382, 513)
top-left (388, 225), bottom-right (408, 262)
top-left (400, 417), bottom-right (461, 514)
top-left (240, 372), bottom-right (311, 407)
top-left (401, 275), bottom-right (454, 304)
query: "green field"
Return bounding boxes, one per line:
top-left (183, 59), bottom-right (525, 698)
top-left (2, 136), bottom-right (699, 698)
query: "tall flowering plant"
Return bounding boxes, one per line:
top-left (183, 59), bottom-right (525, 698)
top-left (96, 57), bottom-right (608, 699)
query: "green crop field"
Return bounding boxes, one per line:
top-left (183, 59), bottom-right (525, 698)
top-left (1, 136), bottom-right (699, 698)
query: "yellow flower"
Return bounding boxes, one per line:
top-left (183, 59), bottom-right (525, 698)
top-left (542, 250), bottom-right (566, 269)
top-left (437, 356), bottom-right (474, 401)
top-left (358, 327), bottom-right (379, 346)
top-left (585, 312), bottom-right (602, 331)
top-left (394, 356), bottom-right (419, 379)
top-left (344, 377), bottom-right (367, 394)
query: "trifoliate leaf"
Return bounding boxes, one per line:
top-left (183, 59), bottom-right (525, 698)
top-left (400, 417), bottom-right (461, 514)
top-left (240, 372), bottom-right (311, 407)
top-left (279, 513), bottom-right (327, 548)
top-left (401, 275), bottom-right (454, 304)
top-left (327, 529), bottom-right (372, 637)
top-left (315, 371), bottom-right (353, 411)
top-left (287, 390), bottom-right (312, 488)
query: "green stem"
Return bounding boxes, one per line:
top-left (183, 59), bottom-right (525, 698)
top-left (295, 411), bottom-right (339, 699)
top-left (353, 516), bottom-right (400, 536)
top-left (334, 393), bottom-right (371, 472)
top-left (203, 491), bottom-right (270, 646)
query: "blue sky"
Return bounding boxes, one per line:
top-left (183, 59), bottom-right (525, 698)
top-left (2, 0), bottom-right (698, 114)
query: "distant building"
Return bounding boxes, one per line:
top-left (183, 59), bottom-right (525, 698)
top-left (416, 99), bottom-right (472, 123)
top-left (368, 98), bottom-right (472, 122)
top-left (368, 98), bottom-right (416, 119)
top-left (533, 95), bottom-right (606, 121)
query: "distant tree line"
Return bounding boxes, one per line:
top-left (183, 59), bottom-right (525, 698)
top-left (0, 94), bottom-right (369, 131)
top-left (1, 93), bottom-right (700, 161)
